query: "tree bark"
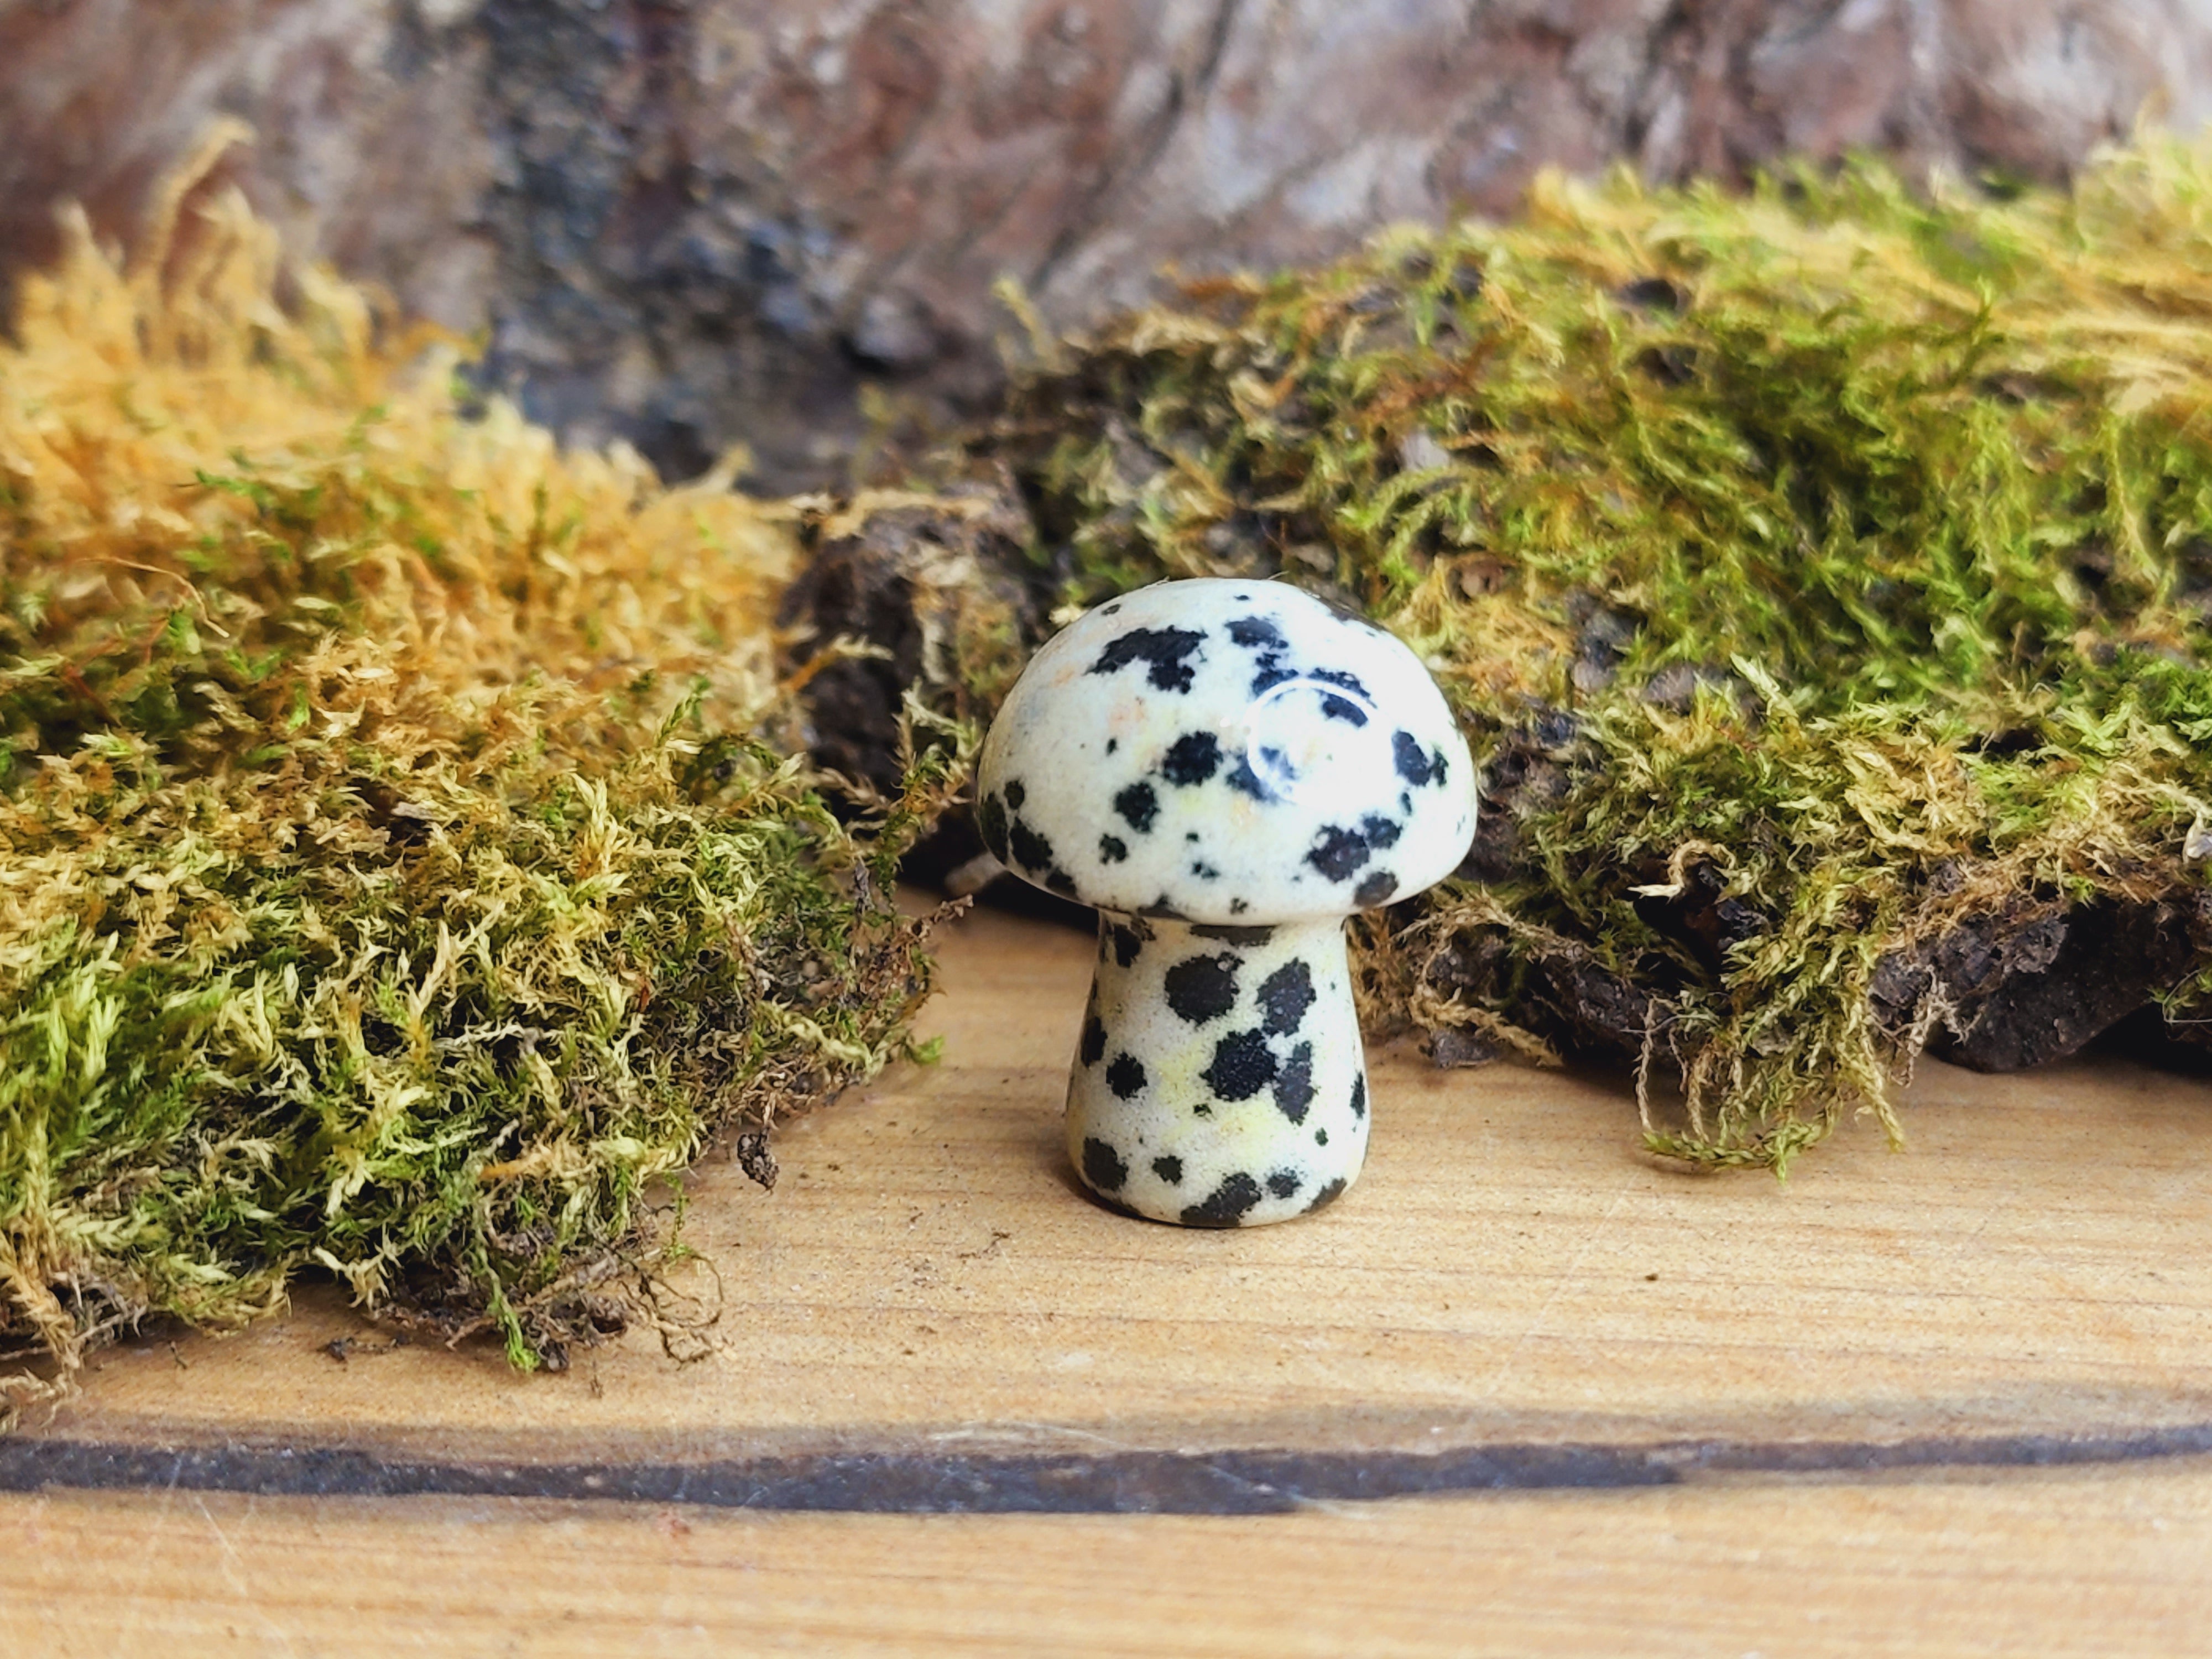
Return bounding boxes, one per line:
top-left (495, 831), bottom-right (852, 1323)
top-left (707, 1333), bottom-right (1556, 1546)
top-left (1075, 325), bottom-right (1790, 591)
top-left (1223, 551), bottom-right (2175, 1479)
top-left (6, 0), bottom-right (2208, 489)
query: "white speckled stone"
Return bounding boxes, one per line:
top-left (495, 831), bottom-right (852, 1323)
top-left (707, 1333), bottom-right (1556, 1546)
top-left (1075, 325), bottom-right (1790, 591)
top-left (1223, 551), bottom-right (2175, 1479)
top-left (976, 577), bottom-right (1477, 1226)
top-left (1071, 914), bottom-right (1367, 1225)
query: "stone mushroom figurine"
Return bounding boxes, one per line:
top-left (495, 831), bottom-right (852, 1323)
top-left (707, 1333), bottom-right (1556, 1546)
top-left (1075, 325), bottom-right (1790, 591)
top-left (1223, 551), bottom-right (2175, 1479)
top-left (975, 578), bottom-right (1477, 1227)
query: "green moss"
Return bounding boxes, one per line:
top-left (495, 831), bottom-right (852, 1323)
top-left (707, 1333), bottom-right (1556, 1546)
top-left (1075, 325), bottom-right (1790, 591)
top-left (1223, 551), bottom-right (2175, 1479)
top-left (1, 667), bottom-right (946, 1392)
top-left (0, 149), bottom-right (960, 1412)
top-left (977, 135), bottom-right (2212, 1171)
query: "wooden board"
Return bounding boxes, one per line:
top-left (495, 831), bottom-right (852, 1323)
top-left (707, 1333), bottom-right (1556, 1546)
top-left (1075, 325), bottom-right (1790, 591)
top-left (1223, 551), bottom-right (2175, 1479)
top-left (6, 905), bottom-right (2212, 1653)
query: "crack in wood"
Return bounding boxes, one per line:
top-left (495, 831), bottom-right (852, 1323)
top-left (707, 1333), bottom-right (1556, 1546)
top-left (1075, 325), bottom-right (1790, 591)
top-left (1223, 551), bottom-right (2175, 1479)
top-left (8, 1421), bottom-right (2211, 1514)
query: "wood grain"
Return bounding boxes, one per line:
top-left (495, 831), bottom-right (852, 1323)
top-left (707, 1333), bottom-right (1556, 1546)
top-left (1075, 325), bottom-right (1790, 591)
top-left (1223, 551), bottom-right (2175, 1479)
top-left (9, 1470), bottom-right (2212, 1658)
top-left (7, 905), bottom-right (2212, 1652)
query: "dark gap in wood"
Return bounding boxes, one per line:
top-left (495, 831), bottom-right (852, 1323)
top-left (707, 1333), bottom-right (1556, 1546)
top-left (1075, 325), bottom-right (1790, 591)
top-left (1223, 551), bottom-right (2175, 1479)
top-left (8, 1423), bottom-right (2212, 1514)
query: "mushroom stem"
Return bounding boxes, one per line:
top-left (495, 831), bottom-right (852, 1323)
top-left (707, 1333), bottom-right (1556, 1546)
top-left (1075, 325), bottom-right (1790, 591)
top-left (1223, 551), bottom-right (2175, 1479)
top-left (1068, 913), bottom-right (1369, 1228)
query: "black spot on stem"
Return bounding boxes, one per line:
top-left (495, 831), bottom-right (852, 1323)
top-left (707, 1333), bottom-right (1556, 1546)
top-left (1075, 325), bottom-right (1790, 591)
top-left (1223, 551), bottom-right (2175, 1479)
top-left (1081, 1138), bottom-right (1129, 1193)
top-left (1181, 1172), bottom-right (1263, 1228)
top-left (1272, 1041), bottom-right (1314, 1123)
top-left (1165, 953), bottom-right (1239, 1025)
top-left (1202, 1030), bottom-right (1277, 1100)
top-left (1305, 1176), bottom-right (1349, 1214)
top-left (1259, 962), bottom-right (1316, 1035)
top-left (1193, 925), bottom-right (1275, 946)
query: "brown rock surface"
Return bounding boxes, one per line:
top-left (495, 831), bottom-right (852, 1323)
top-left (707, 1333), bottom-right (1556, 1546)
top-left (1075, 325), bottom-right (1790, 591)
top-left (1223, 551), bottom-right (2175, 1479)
top-left (5, 0), bottom-right (2208, 486)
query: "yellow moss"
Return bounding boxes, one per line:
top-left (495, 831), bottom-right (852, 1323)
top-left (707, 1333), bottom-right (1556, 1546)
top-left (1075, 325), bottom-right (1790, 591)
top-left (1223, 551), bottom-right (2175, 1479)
top-left (0, 134), bottom-right (958, 1413)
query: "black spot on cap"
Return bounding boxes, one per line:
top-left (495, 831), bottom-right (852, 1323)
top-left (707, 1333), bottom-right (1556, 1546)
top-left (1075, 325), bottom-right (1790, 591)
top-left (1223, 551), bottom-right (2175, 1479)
top-left (1194, 925), bottom-right (1275, 946)
top-left (1251, 664), bottom-right (1297, 696)
top-left (1081, 1137), bottom-right (1129, 1193)
top-left (1105, 738), bottom-right (1118, 754)
top-left (1046, 866), bottom-right (1079, 897)
top-left (1079, 1010), bottom-right (1107, 1067)
top-left (1180, 1172), bottom-right (1264, 1228)
top-left (1003, 779), bottom-right (1026, 811)
top-left (1191, 861), bottom-right (1219, 880)
top-left (1306, 825), bottom-right (1371, 881)
top-left (1266, 1169), bottom-right (1302, 1199)
top-left (1350, 1074), bottom-right (1368, 1119)
top-left (1106, 1053), bottom-right (1147, 1100)
top-left (1114, 781), bottom-right (1159, 833)
top-left (1394, 729), bottom-right (1446, 786)
top-left (1259, 960), bottom-right (1316, 1035)
top-left (1227, 617), bottom-right (1285, 650)
top-left (1110, 924), bottom-right (1145, 967)
top-left (1353, 869), bottom-right (1397, 907)
top-left (1151, 1154), bottom-right (1184, 1185)
top-left (1230, 898), bottom-right (1249, 915)
top-left (1314, 1128), bottom-right (1329, 1146)
top-left (1161, 732), bottom-right (1222, 785)
top-left (1320, 694), bottom-right (1368, 726)
top-left (977, 792), bottom-right (1009, 860)
top-left (1164, 952), bottom-right (1239, 1025)
top-left (1091, 626), bottom-right (1206, 693)
top-left (1141, 896), bottom-right (1190, 921)
top-left (1225, 755), bottom-right (1276, 802)
top-left (1099, 834), bottom-right (1129, 864)
top-left (1359, 813), bottom-right (1402, 849)
top-left (1311, 667), bottom-right (1369, 699)
top-left (1202, 1029), bottom-right (1277, 1100)
top-left (1272, 1041), bottom-right (1314, 1124)
top-left (1008, 818), bottom-right (1055, 875)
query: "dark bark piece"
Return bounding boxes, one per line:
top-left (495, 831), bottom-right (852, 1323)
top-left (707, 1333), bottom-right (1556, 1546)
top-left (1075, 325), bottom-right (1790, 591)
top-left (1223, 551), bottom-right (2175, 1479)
top-left (1521, 945), bottom-right (1656, 1065)
top-left (1631, 857), bottom-right (1768, 974)
top-left (1879, 900), bottom-right (2199, 1073)
top-left (1428, 1027), bottom-right (1497, 1069)
top-left (776, 489), bottom-right (1039, 795)
top-left (1458, 711), bottom-right (1576, 885)
top-left (774, 487), bottom-right (1084, 919)
top-left (1415, 925), bottom-right (1652, 1066)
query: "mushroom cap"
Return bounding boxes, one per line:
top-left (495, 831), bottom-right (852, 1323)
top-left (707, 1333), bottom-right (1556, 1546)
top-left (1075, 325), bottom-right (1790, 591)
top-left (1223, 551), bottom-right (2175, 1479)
top-left (976, 579), bottom-right (1476, 924)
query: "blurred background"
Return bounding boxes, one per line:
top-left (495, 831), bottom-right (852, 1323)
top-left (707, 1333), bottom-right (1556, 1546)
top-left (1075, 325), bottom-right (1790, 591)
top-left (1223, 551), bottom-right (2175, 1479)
top-left (6, 0), bottom-right (2209, 492)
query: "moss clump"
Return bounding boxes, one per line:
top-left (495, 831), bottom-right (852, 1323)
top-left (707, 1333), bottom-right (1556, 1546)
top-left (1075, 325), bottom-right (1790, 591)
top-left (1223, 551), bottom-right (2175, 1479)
top-left (959, 134), bottom-right (2212, 1171)
top-left (0, 134), bottom-right (958, 1415)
